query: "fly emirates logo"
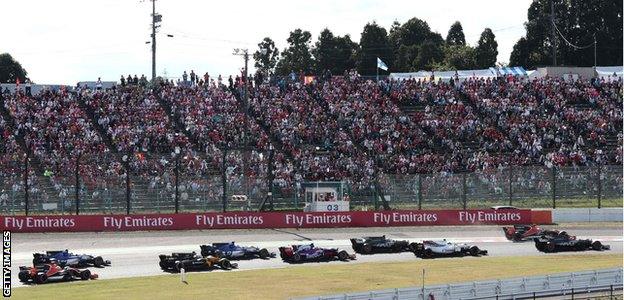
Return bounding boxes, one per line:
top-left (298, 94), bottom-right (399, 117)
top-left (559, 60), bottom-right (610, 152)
top-left (4, 217), bottom-right (75, 230)
top-left (103, 216), bottom-right (174, 229)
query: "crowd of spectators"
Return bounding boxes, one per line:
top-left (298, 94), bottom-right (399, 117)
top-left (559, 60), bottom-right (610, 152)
top-left (0, 71), bottom-right (621, 210)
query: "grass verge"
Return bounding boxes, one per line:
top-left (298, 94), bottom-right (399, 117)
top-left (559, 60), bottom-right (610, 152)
top-left (11, 254), bottom-right (622, 300)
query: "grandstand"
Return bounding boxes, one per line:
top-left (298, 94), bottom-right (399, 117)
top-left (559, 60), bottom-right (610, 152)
top-left (0, 72), bottom-right (622, 214)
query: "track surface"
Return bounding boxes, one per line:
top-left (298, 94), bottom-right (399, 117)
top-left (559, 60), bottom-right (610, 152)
top-left (10, 224), bottom-right (622, 287)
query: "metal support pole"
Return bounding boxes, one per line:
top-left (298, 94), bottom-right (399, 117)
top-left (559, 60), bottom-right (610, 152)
top-left (267, 147), bottom-right (274, 207)
top-left (75, 154), bottom-right (80, 215)
top-left (552, 167), bottom-right (556, 209)
top-left (462, 172), bottom-right (467, 210)
top-left (125, 162), bottom-right (131, 215)
top-left (508, 164), bottom-right (513, 206)
top-left (24, 151), bottom-right (29, 216)
top-left (151, 0), bottom-right (157, 80)
top-left (550, 0), bottom-right (557, 66)
top-left (175, 153), bottom-right (179, 213)
top-left (222, 148), bottom-right (227, 212)
top-left (417, 174), bottom-right (422, 210)
top-left (597, 164), bottom-right (602, 209)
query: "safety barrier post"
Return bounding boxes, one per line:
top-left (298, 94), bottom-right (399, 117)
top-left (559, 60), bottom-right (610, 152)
top-left (462, 173), bottom-right (467, 210)
top-left (508, 164), bottom-right (513, 206)
top-left (551, 167), bottom-right (556, 209)
top-left (222, 147), bottom-right (227, 212)
top-left (75, 153), bottom-right (80, 215)
top-left (417, 174), bottom-right (422, 210)
top-left (597, 164), bottom-right (602, 209)
top-left (24, 151), bottom-right (29, 216)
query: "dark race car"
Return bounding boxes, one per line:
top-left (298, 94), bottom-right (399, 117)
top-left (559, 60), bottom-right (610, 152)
top-left (200, 242), bottom-right (275, 260)
top-left (158, 252), bottom-right (237, 272)
top-left (502, 225), bottom-right (558, 242)
top-left (18, 260), bottom-right (98, 284)
top-left (350, 235), bottom-right (418, 254)
top-left (278, 244), bottom-right (356, 263)
top-left (534, 231), bottom-right (610, 253)
top-left (33, 250), bottom-right (111, 268)
top-left (413, 240), bottom-right (488, 259)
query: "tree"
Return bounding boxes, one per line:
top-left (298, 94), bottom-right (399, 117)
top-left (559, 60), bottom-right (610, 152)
top-left (389, 18), bottom-right (444, 71)
top-left (312, 28), bottom-right (358, 75)
top-left (446, 21), bottom-right (466, 46)
top-left (253, 38), bottom-right (280, 77)
top-left (437, 45), bottom-right (477, 70)
top-left (414, 40), bottom-right (444, 70)
top-left (509, 0), bottom-right (622, 68)
top-left (275, 29), bottom-right (314, 75)
top-left (475, 28), bottom-right (498, 68)
top-left (0, 53), bottom-right (28, 83)
top-left (356, 22), bottom-right (393, 75)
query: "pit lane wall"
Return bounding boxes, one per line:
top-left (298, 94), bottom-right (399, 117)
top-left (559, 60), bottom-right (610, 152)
top-left (0, 209), bottom-right (551, 233)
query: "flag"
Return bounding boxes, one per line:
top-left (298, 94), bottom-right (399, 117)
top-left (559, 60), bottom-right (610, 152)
top-left (377, 57), bottom-right (388, 71)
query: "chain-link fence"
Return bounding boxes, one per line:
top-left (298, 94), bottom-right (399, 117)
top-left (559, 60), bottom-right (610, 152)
top-left (0, 150), bottom-right (621, 215)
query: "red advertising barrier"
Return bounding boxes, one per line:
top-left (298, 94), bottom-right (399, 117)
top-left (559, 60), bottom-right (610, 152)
top-left (0, 209), bottom-right (542, 233)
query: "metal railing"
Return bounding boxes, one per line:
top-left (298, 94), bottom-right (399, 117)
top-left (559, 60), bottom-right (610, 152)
top-left (0, 153), bottom-right (622, 215)
top-left (298, 268), bottom-right (623, 300)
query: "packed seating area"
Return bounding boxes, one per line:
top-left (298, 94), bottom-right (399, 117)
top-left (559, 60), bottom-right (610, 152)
top-left (0, 73), bottom-right (621, 205)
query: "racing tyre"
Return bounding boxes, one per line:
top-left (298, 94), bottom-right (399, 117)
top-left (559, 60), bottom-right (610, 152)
top-left (219, 259), bottom-right (232, 270)
top-left (469, 246), bottom-right (480, 256)
top-left (35, 273), bottom-right (48, 284)
top-left (545, 242), bottom-right (556, 253)
top-left (175, 262), bottom-right (185, 273)
top-left (159, 261), bottom-right (168, 270)
top-left (409, 243), bottom-right (418, 252)
top-left (393, 243), bottom-right (404, 252)
top-left (18, 271), bottom-right (29, 282)
top-left (258, 248), bottom-right (270, 259)
top-left (362, 244), bottom-right (373, 254)
top-left (591, 241), bottom-right (603, 251)
top-left (292, 252), bottom-right (302, 263)
top-left (423, 249), bottom-right (434, 259)
top-left (337, 250), bottom-right (349, 261)
top-left (93, 256), bottom-right (105, 267)
top-left (80, 269), bottom-right (91, 280)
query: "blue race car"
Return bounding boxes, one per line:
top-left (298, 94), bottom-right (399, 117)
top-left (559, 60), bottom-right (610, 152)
top-left (33, 250), bottom-right (111, 268)
top-left (200, 242), bottom-right (275, 260)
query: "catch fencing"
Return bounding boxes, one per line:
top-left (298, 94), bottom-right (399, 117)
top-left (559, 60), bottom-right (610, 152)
top-left (298, 268), bottom-right (623, 300)
top-left (0, 153), bottom-right (621, 215)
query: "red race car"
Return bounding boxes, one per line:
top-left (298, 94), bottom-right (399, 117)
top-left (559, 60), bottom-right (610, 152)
top-left (18, 259), bottom-right (98, 284)
top-left (502, 224), bottom-right (558, 242)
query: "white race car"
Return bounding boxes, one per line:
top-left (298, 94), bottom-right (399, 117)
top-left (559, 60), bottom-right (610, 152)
top-left (413, 240), bottom-right (488, 258)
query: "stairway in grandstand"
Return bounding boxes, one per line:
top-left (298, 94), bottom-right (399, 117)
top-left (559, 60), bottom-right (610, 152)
top-left (152, 88), bottom-right (225, 176)
top-left (0, 94), bottom-right (61, 204)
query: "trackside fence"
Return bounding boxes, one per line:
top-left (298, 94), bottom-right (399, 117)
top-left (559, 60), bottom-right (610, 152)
top-left (297, 268), bottom-right (623, 300)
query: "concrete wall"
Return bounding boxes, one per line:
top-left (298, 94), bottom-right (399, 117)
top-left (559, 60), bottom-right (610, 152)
top-left (552, 208), bottom-right (623, 223)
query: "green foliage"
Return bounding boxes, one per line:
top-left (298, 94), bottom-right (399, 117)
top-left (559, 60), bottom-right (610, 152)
top-left (475, 28), bottom-right (498, 68)
top-left (275, 29), bottom-right (314, 75)
top-left (356, 22), bottom-right (393, 75)
top-left (253, 37), bottom-right (280, 76)
top-left (312, 28), bottom-right (358, 75)
top-left (446, 21), bottom-right (466, 46)
top-left (436, 45), bottom-right (477, 70)
top-left (389, 18), bottom-right (444, 71)
top-left (0, 53), bottom-right (28, 83)
top-left (510, 0), bottom-right (622, 68)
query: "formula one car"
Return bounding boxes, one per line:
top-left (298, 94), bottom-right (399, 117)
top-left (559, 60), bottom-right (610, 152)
top-left (278, 244), bottom-right (356, 263)
top-left (200, 242), bottom-right (275, 260)
top-left (534, 231), bottom-right (610, 253)
top-left (18, 260), bottom-right (98, 284)
top-left (350, 235), bottom-right (419, 254)
top-left (158, 252), bottom-right (237, 272)
top-left (413, 240), bottom-right (488, 258)
top-left (502, 225), bottom-right (558, 242)
top-left (33, 250), bottom-right (111, 268)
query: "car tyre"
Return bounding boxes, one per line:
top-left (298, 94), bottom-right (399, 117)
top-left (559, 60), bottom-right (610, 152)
top-left (35, 273), bottom-right (48, 284)
top-left (469, 246), bottom-right (480, 256)
top-left (591, 241), bottom-right (603, 251)
top-left (93, 256), bottom-right (105, 267)
top-left (362, 244), bottom-right (373, 254)
top-left (337, 250), bottom-right (349, 261)
top-left (80, 269), bottom-right (91, 280)
top-left (219, 259), bottom-right (232, 270)
top-left (175, 261), bottom-right (185, 273)
top-left (545, 242), bottom-right (556, 253)
top-left (423, 249), bottom-right (433, 259)
top-left (258, 248), bottom-right (270, 259)
top-left (18, 271), bottom-right (30, 282)
top-left (292, 252), bottom-right (302, 263)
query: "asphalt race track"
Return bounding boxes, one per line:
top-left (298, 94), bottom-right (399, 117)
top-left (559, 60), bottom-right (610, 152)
top-left (10, 224), bottom-right (622, 287)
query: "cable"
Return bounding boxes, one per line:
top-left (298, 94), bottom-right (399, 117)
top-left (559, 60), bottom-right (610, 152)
top-left (552, 20), bottom-right (595, 50)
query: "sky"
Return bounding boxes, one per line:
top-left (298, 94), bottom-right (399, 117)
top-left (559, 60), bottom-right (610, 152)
top-left (2, 0), bottom-right (533, 84)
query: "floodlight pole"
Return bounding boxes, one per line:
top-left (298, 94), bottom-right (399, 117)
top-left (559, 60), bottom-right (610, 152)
top-left (550, 0), bottom-right (557, 66)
